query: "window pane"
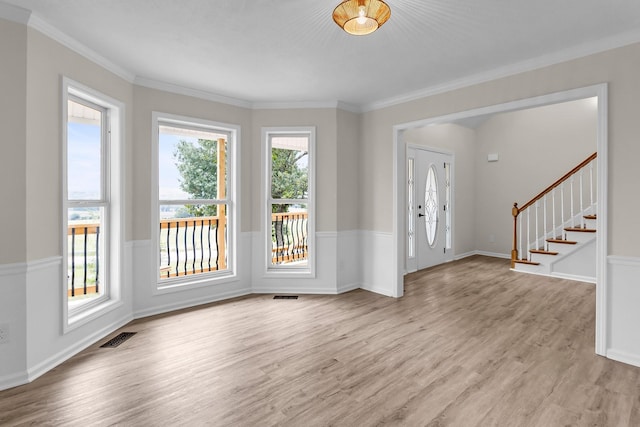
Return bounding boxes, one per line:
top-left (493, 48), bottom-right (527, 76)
top-left (271, 137), bottom-right (308, 199)
top-left (270, 203), bottom-right (308, 267)
top-left (425, 164), bottom-right (438, 248)
top-left (159, 125), bottom-right (228, 201)
top-left (407, 157), bottom-right (415, 258)
top-left (67, 207), bottom-right (105, 302)
top-left (67, 99), bottom-right (102, 200)
top-left (159, 204), bottom-right (228, 278)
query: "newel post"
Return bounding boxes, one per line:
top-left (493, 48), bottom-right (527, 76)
top-left (511, 203), bottom-right (519, 268)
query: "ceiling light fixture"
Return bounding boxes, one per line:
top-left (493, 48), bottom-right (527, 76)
top-left (333, 0), bottom-right (391, 36)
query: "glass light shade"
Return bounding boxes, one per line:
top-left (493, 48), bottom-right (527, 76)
top-left (333, 0), bottom-right (391, 36)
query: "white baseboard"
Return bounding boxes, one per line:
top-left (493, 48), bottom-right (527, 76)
top-left (252, 286), bottom-right (339, 295)
top-left (26, 313), bottom-right (133, 384)
top-left (606, 349), bottom-right (640, 368)
top-left (475, 251), bottom-right (511, 259)
top-left (453, 250), bottom-right (510, 260)
top-left (0, 371), bottom-right (29, 392)
top-left (337, 282), bottom-right (360, 294)
top-left (133, 287), bottom-right (252, 319)
top-left (453, 251), bottom-right (477, 260)
top-left (359, 283), bottom-right (395, 297)
top-left (549, 271), bottom-right (596, 284)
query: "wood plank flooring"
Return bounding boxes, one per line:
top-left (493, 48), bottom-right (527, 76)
top-left (1, 255), bottom-right (639, 426)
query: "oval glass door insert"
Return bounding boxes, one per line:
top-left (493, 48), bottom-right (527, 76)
top-left (424, 164), bottom-right (438, 247)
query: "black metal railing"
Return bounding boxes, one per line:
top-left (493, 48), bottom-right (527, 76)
top-left (159, 217), bottom-right (226, 278)
top-left (271, 212), bottom-right (308, 264)
top-left (68, 224), bottom-right (100, 297)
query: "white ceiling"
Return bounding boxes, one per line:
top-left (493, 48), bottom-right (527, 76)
top-left (6, 0), bottom-right (640, 109)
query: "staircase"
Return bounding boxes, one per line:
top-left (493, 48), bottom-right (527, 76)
top-left (511, 153), bottom-right (597, 282)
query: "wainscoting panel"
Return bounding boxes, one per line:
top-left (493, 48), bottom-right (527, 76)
top-left (337, 230), bottom-right (361, 294)
top-left (360, 231), bottom-right (395, 297)
top-left (0, 261), bottom-right (28, 390)
top-left (132, 234), bottom-right (252, 319)
top-left (606, 256), bottom-right (640, 367)
top-left (251, 231), bottom-right (341, 294)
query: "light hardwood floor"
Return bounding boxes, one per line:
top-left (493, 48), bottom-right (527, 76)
top-left (1, 256), bottom-right (639, 426)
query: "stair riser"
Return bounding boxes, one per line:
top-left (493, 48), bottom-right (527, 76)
top-left (546, 242), bottom-right (579, 255)
top-left (530, 253), bottom-right (557, 265)
top-left (514, 262), bottom-right (550, 274)
top-left (563, 231), bottom-right (596, 244)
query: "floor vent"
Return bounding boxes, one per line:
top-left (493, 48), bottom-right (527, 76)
top-left (273, 295), bottom-right (299, 300)
top-left (100, 332), bottom-right (136, 348)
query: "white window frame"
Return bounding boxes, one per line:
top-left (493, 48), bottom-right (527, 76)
top-left (262, 127), bottom-right (316, 278)
top-left (152, 112), bottom-right (239, 293)
top-left (62, 77), bottom-right (124, 333)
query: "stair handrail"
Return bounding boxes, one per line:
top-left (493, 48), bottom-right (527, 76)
top-left (511, 152), bottom-right (597, 267)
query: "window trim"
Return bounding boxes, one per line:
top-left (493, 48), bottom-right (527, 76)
top-left (262, 127), bottom-right (316, 278)
top-left (151, 112), bottom-right (240, 294)
top-left (62, 77), bottom-right (125, 333)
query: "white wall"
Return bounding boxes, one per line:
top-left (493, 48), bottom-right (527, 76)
top-left (474, 98), bottom-right (596, 255)
top-left (0, 16), bottom-right (28, 388)
top-left (0, 18), bottom-right (27, 264)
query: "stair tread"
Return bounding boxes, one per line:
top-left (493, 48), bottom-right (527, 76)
top-left (530, 249), bottom-right (559, 255)
top-left (564, 227), bottom-right (596, 233)
top-left (547, 239), bottom-right (578, 244)
top-left (584, 214), bottom-right (597, 220)
top-left (514, 259), bottom-right (540, 266)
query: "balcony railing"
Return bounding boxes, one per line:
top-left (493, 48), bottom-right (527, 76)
top-left (66, 211), bottom-right (310, 292)
top-left (271, 212), bottom-right (308, 264)
top-left (159, 216), bottom-right (226, 278)
top-left (67, 223), bottom-right (100, 298)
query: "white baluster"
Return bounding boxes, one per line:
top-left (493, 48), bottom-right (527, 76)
top-left (560, 182), bottom-right (565, 235)
top-left (552, 188), bottom-right (556, 248)
top-left (527, 209), bottom-right (531, 260)
top-left (580, 169), bottom-right (584, 228)
top-left (590, 160), bottom-right (594, 212)
top-left (519, 214), bottom-right (523, 260)
top-left (570, 176), bottom-right (575, 230)
top-left (535, 201), bottom-right (539, 251)
top-left (543, 195), bottom-right (547, 249)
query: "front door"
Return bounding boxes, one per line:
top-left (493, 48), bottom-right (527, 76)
top-left (407, 147), bottom-right (453, 271)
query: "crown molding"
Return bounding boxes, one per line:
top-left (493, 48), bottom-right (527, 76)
top-left (0, 1), bottom-right (30, 25)
top-left (362, 28), bottom-right (640, 112)
top-left (6, 2), bottom-right (640, 114)
top-left (134, 76), bottom-right (253, 109)
top-left (252, 100), bottom-right (361, 112)
top-left (27, 14), bottom-right (136, 83)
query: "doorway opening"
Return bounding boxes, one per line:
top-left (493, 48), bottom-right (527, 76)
top-left (392, 84), bottom-right (608, 356)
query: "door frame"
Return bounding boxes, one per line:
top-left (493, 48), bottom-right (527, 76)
top-left (391, 83), bottom-right (608, 356)
top-left (406, 144), bottom-right (455, 273)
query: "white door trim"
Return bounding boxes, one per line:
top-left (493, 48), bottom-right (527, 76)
top-left (392, 83), bottom-right (608, 356)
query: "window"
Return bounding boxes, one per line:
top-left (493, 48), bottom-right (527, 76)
top-left (407, 157), bottom-right (415, 258)
top-left (153, 113), bottom-right (237, 290)
top-left (424, 164), bottom-right (439, 248)
top-left (63, 79), bottom-right (123, 330)
top-left (263, 127), bottom-right (315, 275)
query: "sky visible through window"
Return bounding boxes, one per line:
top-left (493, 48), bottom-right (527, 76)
top-left (67, 122), bottom-right (101, 200)
top-left (67, 123), bottom-right (188, 200)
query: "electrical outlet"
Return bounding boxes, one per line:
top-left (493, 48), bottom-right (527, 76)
top-left (489, 234), bottom-right (495, 243)
top-left (0, 324), bottom-right (10, 344)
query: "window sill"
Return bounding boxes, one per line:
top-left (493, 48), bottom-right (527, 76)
top-left (65, 297), bottom-right (123, 334)
top-left (155, 271), bottom-right (238, 295)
